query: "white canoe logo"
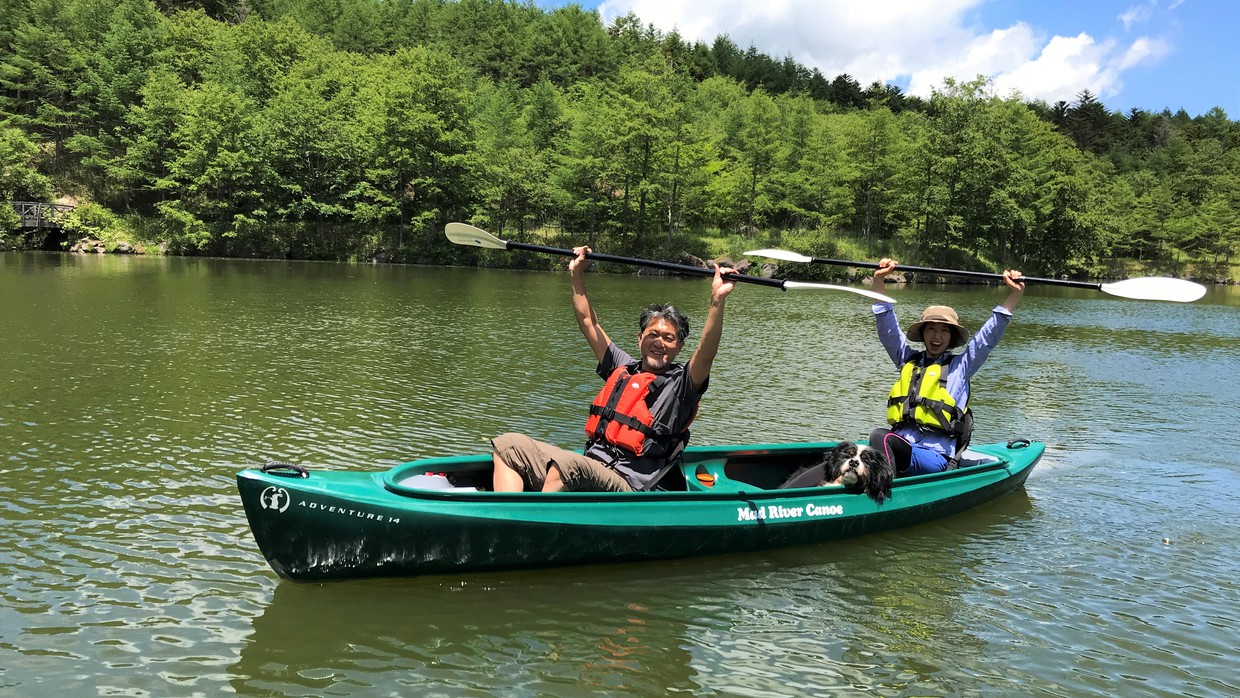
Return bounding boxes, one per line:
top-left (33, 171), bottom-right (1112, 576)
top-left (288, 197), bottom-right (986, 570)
top-left (260, 486), bottom-right (291, 513)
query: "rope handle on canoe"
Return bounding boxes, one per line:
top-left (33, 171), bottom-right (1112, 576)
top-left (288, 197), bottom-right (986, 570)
top-left (262, 461), bottom-right (309, 478)
top-left (1006, 439), bottom-right (1031, 449)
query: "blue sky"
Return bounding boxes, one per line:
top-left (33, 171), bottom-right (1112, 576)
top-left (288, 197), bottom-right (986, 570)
top-left (533, 0), bottom-right (1238, 117)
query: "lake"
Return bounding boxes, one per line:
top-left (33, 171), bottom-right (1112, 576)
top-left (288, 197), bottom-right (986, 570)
top-left (2, 252), bottom-right (1237, 696)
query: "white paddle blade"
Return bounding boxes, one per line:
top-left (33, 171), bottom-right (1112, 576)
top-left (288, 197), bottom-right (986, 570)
top-left (1099, 277), bottom-right (1207, 303)
top-left (744, 248), bottom-right (814, 263)
top-left (783, 281), bottom-right (895, 303)
top-left (445, 222), bottom-right (508, 249)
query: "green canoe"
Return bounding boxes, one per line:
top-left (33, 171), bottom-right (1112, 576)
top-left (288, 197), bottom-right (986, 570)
top-left (236, 439), bottom-right (1043, 581)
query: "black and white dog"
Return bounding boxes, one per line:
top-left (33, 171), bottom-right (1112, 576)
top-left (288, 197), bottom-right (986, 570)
top-left (779, 441), bottom-right (893, 503)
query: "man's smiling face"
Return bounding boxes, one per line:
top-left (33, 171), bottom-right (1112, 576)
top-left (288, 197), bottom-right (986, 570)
top-left (638, 318), bottom-right (683, 373)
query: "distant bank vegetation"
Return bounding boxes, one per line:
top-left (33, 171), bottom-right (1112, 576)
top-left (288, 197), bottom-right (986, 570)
top-left (1, 0), bottom-right (1236, 282)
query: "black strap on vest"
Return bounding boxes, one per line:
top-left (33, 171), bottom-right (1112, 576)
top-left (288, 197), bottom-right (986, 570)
top-left (589, 405), bottom-right (660, 438)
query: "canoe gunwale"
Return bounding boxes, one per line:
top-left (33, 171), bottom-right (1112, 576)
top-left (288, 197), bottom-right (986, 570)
top-left (374, 441), bottom-right (1032, 502)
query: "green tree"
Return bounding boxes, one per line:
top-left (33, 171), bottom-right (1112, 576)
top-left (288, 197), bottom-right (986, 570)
top-left (710, 35), bottom-right (741, 78)
top-left (765, 93), bottom-right (817, 229)
top-left (330, 0), bottom-right (386, 55)
top-left (518, 4), bottom-right (614, 87)
top-left (727, 88), bottom-right (780, 233)
top-left (828, 74), bottom-right (865, 110)
top-left (0, 123), bottom-right (52, 233)
top-left (68, 0), bottom-right (166, 202)
top-left (657, 69), bottom-right (702, 249)
top-left (1015, 115), bottom-right (1096, 272)
top-left (551, 60), bottom-right (682, 246)
top-left (111, 68), bottom-right (185, 213)
top-left (0, 0), bottom-right (85, 166)
top-left (385, 0), bottom-right (444, 50)
top-left (550, 84), bottom-right (613, 241)
top-left (902, 78), bottom-right (977, 260)
top-left (438, 0), bottom-right (529, 84)
top-left (157, 9), bottom-right (227, 87)
top-left (606, 12), bottom-right (659, 65)
top-left (471, 81), bottom-right (547, 235)
top-left (684, 75), bottom-right (748, 230)
top-left (526, 78), bottom-right (569, 153)
top-left (897, 77), bottom-right (1097, 273)
top-left (1064, 89), bottom-right (1114, 154)
top-left (224, 16), bottom-right (335, 102)
top-left (609, 58), bottom-right (679, 245)
top-left (259, 55), bottom-right (370, 256)
top-left (837, 107), bottom-right (908, 242)
top-left (153, 80), bottom-right (268, 251)
top-left (1118, 170), bottom-right (1174, 261)
top-left (358, 47), bottom-right (477, 256)
top-left (152, 0), bottom-right (240, 21)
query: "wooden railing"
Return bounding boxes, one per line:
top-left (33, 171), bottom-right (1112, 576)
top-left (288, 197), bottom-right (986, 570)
top-left (8, 201), bottom-right (74, 228)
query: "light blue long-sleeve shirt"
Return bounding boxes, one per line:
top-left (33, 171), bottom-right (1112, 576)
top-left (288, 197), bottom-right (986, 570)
top-left (873, 302), bottom-right (1014, 458)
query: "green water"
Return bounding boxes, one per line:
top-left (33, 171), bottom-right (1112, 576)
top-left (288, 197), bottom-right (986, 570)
top-left (2, 252), bottom-right (1237, 696)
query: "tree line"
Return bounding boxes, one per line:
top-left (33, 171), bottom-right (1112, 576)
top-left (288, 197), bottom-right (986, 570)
top-left (1, 0), bottom-right (1236, 280)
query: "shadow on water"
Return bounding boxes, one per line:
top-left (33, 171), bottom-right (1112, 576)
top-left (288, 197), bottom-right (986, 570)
top-left (229, 489), bottom-right (1040, 696)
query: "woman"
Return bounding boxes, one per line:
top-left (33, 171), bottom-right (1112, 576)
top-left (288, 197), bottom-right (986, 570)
top-left (868, 258), bottom-right (1025, 475)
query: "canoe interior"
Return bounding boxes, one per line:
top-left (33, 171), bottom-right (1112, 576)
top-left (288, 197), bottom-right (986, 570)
top-left (384, 443), bottom-right (831, 494)
top-left (379, 440), bottom-right (1014, 496)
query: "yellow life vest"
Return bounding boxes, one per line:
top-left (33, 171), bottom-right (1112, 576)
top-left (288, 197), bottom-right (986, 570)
top-left (886, 356), bottom-right (969, 436)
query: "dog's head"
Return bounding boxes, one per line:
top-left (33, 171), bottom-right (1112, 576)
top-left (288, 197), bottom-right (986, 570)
top-left (825, 441), bottom-right (893, 503)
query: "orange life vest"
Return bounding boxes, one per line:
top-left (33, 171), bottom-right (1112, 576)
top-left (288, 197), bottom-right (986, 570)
top-left (585, 365), bottom-right (694, 457)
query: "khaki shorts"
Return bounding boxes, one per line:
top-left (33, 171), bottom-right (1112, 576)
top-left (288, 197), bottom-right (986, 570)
top-left (491, 432), bottom-right (633, 492)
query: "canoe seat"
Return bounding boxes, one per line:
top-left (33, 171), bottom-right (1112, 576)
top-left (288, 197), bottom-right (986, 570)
top-left (683, 459), bottom-right (749, 492)
top-left (955, 450), bottom-right (1000, 468)
top-left (396, 473), bottom-right (479, 492)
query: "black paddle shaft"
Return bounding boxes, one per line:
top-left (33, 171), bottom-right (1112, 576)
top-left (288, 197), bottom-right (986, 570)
top-left (506, 240), bottom-right (787, 290)
top-left (807, 256), bottom-right (1103, 291)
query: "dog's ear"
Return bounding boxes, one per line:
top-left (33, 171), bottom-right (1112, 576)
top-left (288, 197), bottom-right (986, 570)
top-left (865, 449), bottom-right (894, 504)
top-left (822, 459), bottom-right (841, 481)
top-left (820, 446), bottom-right (846, 479)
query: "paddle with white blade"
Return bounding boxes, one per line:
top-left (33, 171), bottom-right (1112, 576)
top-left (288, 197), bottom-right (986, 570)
top-left (743, 248), bottom-right (1207, 303)
top-left (446, 223), bottom-right (897, 302)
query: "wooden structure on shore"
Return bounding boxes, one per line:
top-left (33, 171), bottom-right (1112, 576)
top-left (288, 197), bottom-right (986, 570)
top-left (8, 201), bottom-right (74, 228)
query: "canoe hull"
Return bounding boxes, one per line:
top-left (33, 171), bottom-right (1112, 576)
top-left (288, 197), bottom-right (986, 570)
top-left (237, 440), bottom-right (1043, 581)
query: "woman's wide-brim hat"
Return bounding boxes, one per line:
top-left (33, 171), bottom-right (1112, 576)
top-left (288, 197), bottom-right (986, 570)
top-left (906, 305), bottom-right (971, 348)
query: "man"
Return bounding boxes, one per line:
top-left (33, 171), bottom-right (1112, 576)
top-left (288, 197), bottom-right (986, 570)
top-left (491, 245), bottom-right (736, 492)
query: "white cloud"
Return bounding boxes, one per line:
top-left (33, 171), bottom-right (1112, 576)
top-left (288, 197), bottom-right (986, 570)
top-left (1119, 2), bottom-right (1157, 31)
top-left (906, 24), bottom-right (1041, 98)
top-left (596, 0), bottom-right (1174, 105)
top-left (1119, 36), bottom-right (1173, 69)
top-left (992, 34), bottom-right (1114, 102)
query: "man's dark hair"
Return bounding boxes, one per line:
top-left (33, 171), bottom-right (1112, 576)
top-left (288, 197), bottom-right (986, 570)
top-left (639, 304), bottom-right (690, 343)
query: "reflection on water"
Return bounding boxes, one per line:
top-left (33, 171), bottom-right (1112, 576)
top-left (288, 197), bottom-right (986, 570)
top-left (231, 493), bottom-right (1037, 696)
top-left (2, 253), bottom-right (1239, 696)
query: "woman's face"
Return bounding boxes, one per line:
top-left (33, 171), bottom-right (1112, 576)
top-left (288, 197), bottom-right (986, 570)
top-left (921, 322), bottom-right (955, 358)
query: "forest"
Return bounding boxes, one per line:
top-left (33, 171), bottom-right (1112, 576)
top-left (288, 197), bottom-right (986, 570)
top-left (1, 0), bottom-right (1237, 281)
